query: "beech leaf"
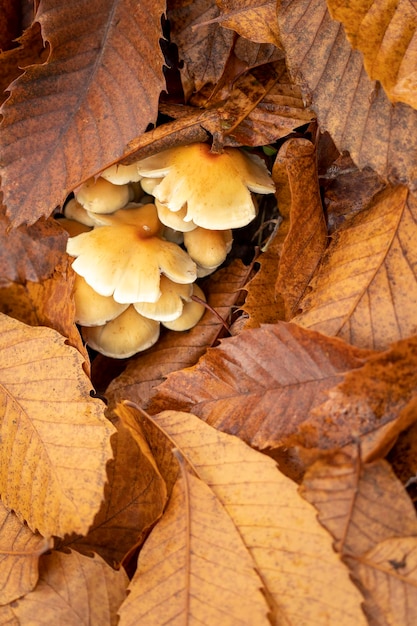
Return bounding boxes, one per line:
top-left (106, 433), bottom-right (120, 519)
top-left (10, 550), bottom-right (128, 625)
top-left (293, 186), bottom-right (417, 350)
top-left (0, 0), bottom-right (166, 226)
top-left (118, 456), bottom-right (270, 625)
top-left (327, 0), bottom-right (417, 110)
top-left (123, 406), bottom-right (367, 625)
top-left (147, 322), bottom-right (370, 450)
top-left (0, 313), bottom-right (115, 537)
top-left (0, 502), bottom-right (51, 605)
top-left (216, 0), bottom-right (281, 46)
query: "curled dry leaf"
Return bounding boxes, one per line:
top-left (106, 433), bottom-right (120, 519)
top-left (121, 406), bottom-right (367, 625)
top-left (278, 0), bottom-right (417, 189)
top-left (146, 322), bottom-right (371, 450)
top-left (0, 502), bottom-right (52, 606)
top-left (0, 0), bottom-right (165, 226)
top-left (9, 550), bottom-right (128, 626)
top-left (118, 456), bottom-right (270, 625)
top-left (61, 409), bottom-right (167, 567)
top-left (293, 186), bottom-right (417, 350)
top-left (327, 0), bottom-right (417, 110)
top-left (215, 0), bottom-right (281, 46)
top-left (0, 313), bottom-right (115, 537)
top-left (274, 137), bottom-right (327, 319)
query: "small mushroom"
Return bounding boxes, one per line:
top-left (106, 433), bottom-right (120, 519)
top-left (100, 162), bottom-right (142, 184)
top-left (75, 176), bottom-right (132, 214)
top-left (140, 177), bottom-right (163, 195)
top-left (57, 216), bottom-right (92, 237)
top-left (133, 276), bottom-right (193, 322)
top-left (183, 227), bottom-right (233, 270)
top-left (81, 306), bottom-right (160, 358)
top-left (64, 198), bottom-right (96, 227)
top-left (162, 283), bottom-right (206, 331)
top-left (73, 274), bottom-right (129, 326)
top-left (66, 223), bottom-right (197, 304)
top-left (86, 203), bottom-right (162, 237)
top-left (136, 142), bottom-right (275, 230)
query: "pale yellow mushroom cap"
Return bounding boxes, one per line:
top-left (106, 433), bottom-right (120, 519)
top-left (64, 198), bottom-right (96, 227)
top-left (101, 162), bottom-right (142, 184)
top-left (133, 276), bottom-right (193, 322)
top-left (81, 306), bottom-right (160, 358)
top-left (73, 274), bottom-right (129, 326)
top-left (86, 203), bottom-right (162, 237)
top-left (136, 143), bottom-right (275, 230)
top-left (163, 283), bottom-right (206, 331)
top-left (183, 227), bottom-right (233, 269)
top-left (66, 225), bottom-right (197, 304)
top-left (155, 199), bottom-right (197, 232)
top-left (75, 176), bottom-right (132, 214)
top-left (140, 177), bottom-right (163, 195)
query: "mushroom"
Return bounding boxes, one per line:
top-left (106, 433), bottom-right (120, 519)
top-left (100, 162), bottom-right (142, 184)
top-left (155, 199), bottom-right (197, 232)
top-left (140, 177), bottom-right (163, 195)
top-left (86, 203), bottom-right (163, 237)
top-left (73, 274), bottom-right (129, 326)
top-left (133, 276), bottom-right (193, 322)
top-left (183, 227), bottom-right (233, 271)
top-left (64, 198), bottom-right (96, 227)
top-left (66, 222), bottom-right (197, 304)
top-left (136, 142), bottom-right (275, 230)
top-left (57, 216), bottom-right (92, 237)
top-left (81, 306), bottom-right (160, 358)
top-left (75, 176), bottom-right (132, 214)
top-left (162, 283), bottom-right (206, 331)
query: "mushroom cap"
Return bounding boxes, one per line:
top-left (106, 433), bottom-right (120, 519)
top-left (64, 198), bottom-right (97, 227)
top-left (183, 227), bottom-right (233, 269)
top-left (140, 177), bottom-right (163, 195)
top-left (75, 177), bottom-right (132, 214)
top-left (81, 306), bottom-right (160, 358)
top-left (101, 162), bottom-right (142, 184)
top-left (66, 225), bottom-right (197, 304)
top-left (136, 143), bottom-right (275, 230)
top-left (133, 275), bottom-right (193, 321)
top-left (162, 283), bottom-right (206, 331)
top-left (86, 203), bottom-right (162, 237)
top-left (58, 217), bottom-right (92, 237)
top-left (155, 199), bottom-right (197, 232)
top-left (73, 274), bottom-right (129, 326)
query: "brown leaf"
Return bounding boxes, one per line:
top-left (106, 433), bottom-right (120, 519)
top-left (293, 186), bottom-right (417, 350)
top-left (349, 537), bottom-right (417, 625)
top-left (0, 313), bottom-right (115, 537)
top-left (215, 0), bottom-right (281, 45)
top-left (0, 502), bottom-right (51, 605)
top-left (294, 336), bottom-right (417, 459)
top-left (147, 322), bottom-right (370, 450)
top-left (62, 407), bottom-right (167, 567)
top-left (278, 0), bottom-right (417, 189)
top-left (0, 0), bottom-right (165, 226)
top-left (118, 455), bottom-right (270, 625)
top-left (124, 407), bottom-right (367, 625)
top-left (105, 260), bottom-right (248, 412)
top-left (10, 549), bottom-right (128, 625)
top-left (0, 211), bottom-right (68, 288)
top-left (301, 454), bottom-right (417, 557)
top-left (327, 0), bottom-right (417, 110)
top-left (275, 137), bottom-right (327, 319)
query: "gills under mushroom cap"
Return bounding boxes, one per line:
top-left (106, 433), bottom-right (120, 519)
top-left (66, 224), bottom-right (197, 304)
top-left (136, 142), bottom-right (275, 230)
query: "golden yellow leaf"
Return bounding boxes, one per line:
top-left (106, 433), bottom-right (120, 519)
top-left (327, 0), bottom-right (417, 109)
top-left (0, 313), bottom-right (115, 537)
top-left (0, 502), bottom-right (51, 605)
top-left (293, 186), bottom-right (417, 349)
top-left (118, 456), bottom-right (270, 625)
top-left (9, 549), bottom-right (128, 625)
top-left (123, 406), bottom-right (367, 625)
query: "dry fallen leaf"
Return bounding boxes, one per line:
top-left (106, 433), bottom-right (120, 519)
top-left (0, 0), bottom-right (166, 226)
top-left (327, 0), bottom-right (417, 110)
top-left (0, 313), bottom-right (115, 537)
top-left (9, 549), bottom-right (128, 625)
top-left (118, 454), bottom-right (270, 625)
top-left (0, 502), bottom-right (51, 606)
top-left (122, 406), bottom-right (367, 624)
top-left (293, 186), bottom-right (417, 350)
top-left (216, 0), bottom-right (281, 46)
top-left (147, 322), bottom-right (370, 450)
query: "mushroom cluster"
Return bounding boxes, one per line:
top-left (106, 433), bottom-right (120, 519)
top-left (64, 142), bottom-right (275, 358)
